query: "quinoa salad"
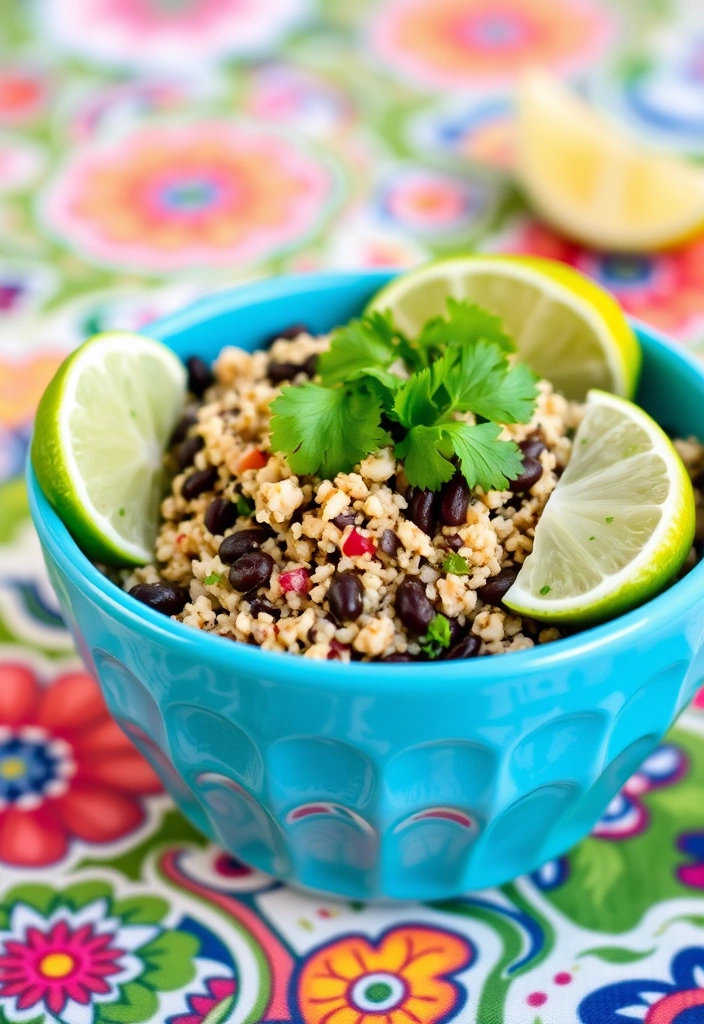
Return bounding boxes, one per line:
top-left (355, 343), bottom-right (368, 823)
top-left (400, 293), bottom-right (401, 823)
top-left (123, 322), bottom-right (704, 663)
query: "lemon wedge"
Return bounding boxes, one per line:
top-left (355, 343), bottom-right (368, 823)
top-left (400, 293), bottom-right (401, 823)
top-left (516, 71), bottom-right (704, 251)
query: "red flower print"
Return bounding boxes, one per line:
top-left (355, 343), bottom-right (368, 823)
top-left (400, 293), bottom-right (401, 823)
top-left (171, 977), bottom-right (237, 1024)
top-left (0, 663), bottom-right (161, 867)
top-left (0, 918), bottom-right (124, 1014)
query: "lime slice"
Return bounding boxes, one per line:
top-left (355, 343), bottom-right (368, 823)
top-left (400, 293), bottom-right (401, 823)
top-left (503, 390), bottom-right (695, 625)
top-left (367, 255), bottom-right (641, 400)
top-left (516, 71), bottom-right (704, 251)
top-left (31, 331), bottom-right (186, 566)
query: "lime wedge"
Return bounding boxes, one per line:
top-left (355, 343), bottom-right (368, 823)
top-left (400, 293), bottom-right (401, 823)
top-left (367, 255), bottom-right (641, 400)
top-left (31, 331), bottom-right (186, 566)
top-left (503, 390), bottom-right (695, 625)
top-left (516, 71), bottom-right (704, 252)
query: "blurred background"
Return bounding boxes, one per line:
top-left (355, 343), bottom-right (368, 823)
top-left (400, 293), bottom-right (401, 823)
top-left (3, 3), bottom-right (704, 1021)
top-left (4, 0), bottom-right (704, 453)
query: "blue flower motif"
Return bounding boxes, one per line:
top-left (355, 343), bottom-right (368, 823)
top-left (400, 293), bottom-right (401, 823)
top-left (0, 425), bottom-right (29, 484)
top-left (531, 856), bottom-right (569, 890)
top-left (0, 727), bottom-right (74, 807)
top-left (595, 34), bottom-right (704, 155)
top-left (579, 946), bottom-right (704, 1023)
top-left (593, 744), bottom-right (687, 840)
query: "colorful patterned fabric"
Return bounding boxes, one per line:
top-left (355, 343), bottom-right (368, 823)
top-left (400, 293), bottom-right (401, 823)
top-left (3, 1), bottom-right (704, 1019)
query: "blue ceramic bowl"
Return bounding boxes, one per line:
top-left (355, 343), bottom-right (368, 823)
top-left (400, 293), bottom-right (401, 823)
top-left (28, 271), bottom-right (704, 901)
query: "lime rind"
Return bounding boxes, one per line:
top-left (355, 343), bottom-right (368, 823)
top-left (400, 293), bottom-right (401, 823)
top-left (31, 331), bottom-right (186, 566)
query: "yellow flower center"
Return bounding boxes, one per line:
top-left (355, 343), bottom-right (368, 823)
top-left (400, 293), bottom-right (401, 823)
top-left (0, 757), bottom-right (26, 780)
top-left (39, 952), bottom-right (75, 978)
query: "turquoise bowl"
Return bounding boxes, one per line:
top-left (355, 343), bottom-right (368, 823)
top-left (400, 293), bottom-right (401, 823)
top-left (27, 271), bottom-right (704, 900)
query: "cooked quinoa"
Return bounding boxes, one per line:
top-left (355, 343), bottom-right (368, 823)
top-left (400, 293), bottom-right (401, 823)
top-left (124, 330), bottom-right (704, 661)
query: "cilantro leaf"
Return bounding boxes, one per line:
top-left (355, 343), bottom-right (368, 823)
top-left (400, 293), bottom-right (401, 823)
top-left (203, 571), bottom-right (223, 585)
top-left (351, 366), bottom-right (404, 414)
top-left (270, 382), bottom-right (388, 478)
top-left (236, 495), bottom-right (254, 516)
top-left (270, 298), bottom-right (535, 493)
top-left (416, 299), bottom-right (515, 362)
top-left (393, 367), bottom-right (440, 428)
top-left (486, 361), bottom-right (539, 424)
top-left (421, 614), bottom-right (452, 658)
top-left (441, 421), bottom-right (524, 491)
top-left (398, 420), bottom-right (523, 492)
top-left (395, 425), bottom-right (455, 490)
top-left (442, 552), bottom-right (469, 575)
top-left (318, 313), bottom-right (400, 386)
top-left (445, 340), bottom-right (538, 423)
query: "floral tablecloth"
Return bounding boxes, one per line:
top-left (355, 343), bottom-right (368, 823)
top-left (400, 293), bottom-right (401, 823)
top-left (3, 1), bottom-right (704, 1021)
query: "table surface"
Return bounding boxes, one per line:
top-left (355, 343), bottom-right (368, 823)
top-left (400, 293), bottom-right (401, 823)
top-left (3, 2), bottom-right (704, 1021)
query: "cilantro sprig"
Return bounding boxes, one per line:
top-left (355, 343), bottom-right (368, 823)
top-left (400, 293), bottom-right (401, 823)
top-left (269, 300), bottom-right (538, 492)
top-left (421, 614), bottom-right (452, 658)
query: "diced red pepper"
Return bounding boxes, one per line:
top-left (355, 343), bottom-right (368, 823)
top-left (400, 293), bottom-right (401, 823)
top-left (342, 528), bottom-right (376, 557)
top-left (328, 639), bottom-right (350, 661)
top-left (176, 533), bottom-right (185, 545)
top-left (280, 568), bottom-right (311, 594)
top-left (238, 449), bottom-right (268, 473)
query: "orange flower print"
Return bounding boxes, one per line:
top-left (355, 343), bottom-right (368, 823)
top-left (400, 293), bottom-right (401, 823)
top-left (298, 925), bottom-right (473, 1024)
top-left (0, 352), bottom-right (65, 430)
top-left (371, 0), bottom-right (614, 90)
top-left (43, 122), bottom-right (336, 272)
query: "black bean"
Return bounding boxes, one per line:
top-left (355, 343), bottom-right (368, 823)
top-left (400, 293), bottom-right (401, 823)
top-left (248, 596), bottom-right (281, 621)
top-left (229, 552), bottom-right (274, 592)
top-left (205, 497), bottom-right (239, 535)
top-left (328, 572), bottom-right (364, 621)
top-left (302, 354), bottom-right (318, 377)
top-left (268, 351), bottom-right (319, 384)
top-left (448, 617), bottom-right (463, 644)
top-left (170, 409), bottom-right (198, 446)
top-left (268, 360), bottom-right (300, 384)
top-left (519, 435), bottom-right (546, 459)
top-left (181, 466), bottom-right (218, 501)
top-left (129, 581), bottom-right (188, 616)
top-left (444, 533), bottom-right (464, 551)
top-left (440, 475), bottom-right (470, 526)
top-left (479, 566), bottom-right (520, 606)
top-left (332, 512), bottom-right (358, 530)
top-left (219, 528), bottom-right (269, 564)
top-left (185, 356), bottom-right (213, 397)
top-left (380, 529), bottom-right (401, 556)
top-left (380, 652), bottom-right (417, 663)
top-left (406, 487), bottom-right (437, 536)
top-left (395, 576), bottom-right (435, 635)
top-left (176, 434), bottom-right (204, 469)
top-left (440, 635), bottom-right (480, 660)
top-left (276, 322), bottom-right (309, 341)
top-left (508, 455), bottom-right (543, 493)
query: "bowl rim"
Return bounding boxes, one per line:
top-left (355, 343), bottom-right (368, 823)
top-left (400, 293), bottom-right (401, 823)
top-left (27, 270), bottom-right (704, 692)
